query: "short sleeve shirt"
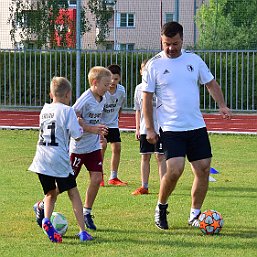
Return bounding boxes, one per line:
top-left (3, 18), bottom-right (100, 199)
top-left (69, 89), bottom-right (106, 154)
top-left (101, 84), bottom-right (126, 128)
top-left (29, 103), bottom-right (83, 177)
top-left (134, 83), bottom-right (159, 134)
top-left (142, 50), bottom-right (214, 131)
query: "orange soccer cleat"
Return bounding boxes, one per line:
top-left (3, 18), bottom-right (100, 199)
top-left (131, 186), bottom-right (149, 195)
top-left (108, 177), bottom-right (128, 186)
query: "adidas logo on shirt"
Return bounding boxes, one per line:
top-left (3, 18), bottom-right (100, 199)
top-left (163, 69), bottom-right (170, 74)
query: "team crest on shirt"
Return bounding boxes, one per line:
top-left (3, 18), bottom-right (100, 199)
top-left (187, 65), bottom-right (194, 72)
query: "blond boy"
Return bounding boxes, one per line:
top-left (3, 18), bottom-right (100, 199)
top-left (29, 77), bottom-right (92, 242)
top-left (69, 67), bottom-right (111, 230)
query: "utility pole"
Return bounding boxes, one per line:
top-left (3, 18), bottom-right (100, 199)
top-left (175, 0), bottom-right (179, 22)
top-left (160, 0), bottom-right (163, 50)
top-left (76, 0), bottom-right (81, 99)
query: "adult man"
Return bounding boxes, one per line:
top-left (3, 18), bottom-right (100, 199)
top-left (142, 22), bottom-right (232, 230)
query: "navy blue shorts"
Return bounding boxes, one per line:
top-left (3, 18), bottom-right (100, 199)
top-left (104, 128), bottom-right (121, 143)
top-left (38, 173), bottom-right (77, 195)
top-left (140, 134), bottom-right (164, 154)
top-left (160, 127), bottom-right (212, 162)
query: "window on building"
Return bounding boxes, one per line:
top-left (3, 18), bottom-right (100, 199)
top-left (69, 0), bottom-right (76, 6)
top-left (16, 42), bottom-right (24, 49)
top-left (22, 41), bottom-right (37, 49)
top-left (21, 10), bottom-right (38, 28)
top-left (118, 43), bottom-right (134, 51)
top-left (104, 0), bottom-right (116, 6)
top-left (108, 11), bottom-right (115, 28)
top-left (165, 13), bottom-right (174, 23)
top-left (117, 13), bottom-right (135, 28)
top-left (106, 42), bottom-right (114, 50)
top-left (57, 0), bottom-right (69, 7)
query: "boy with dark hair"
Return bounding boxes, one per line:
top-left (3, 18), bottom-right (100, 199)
top-left (101, 64), bottom-right (127, 186)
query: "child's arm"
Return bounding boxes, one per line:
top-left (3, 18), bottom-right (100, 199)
top-left (78, 117), bottom-right (108, 136)
top-left (135, 110), bottom-right (140, 140)
top-left (118, 108), bottom-right (122, 118)
top-left (85, 124), bottom-right (108, 136)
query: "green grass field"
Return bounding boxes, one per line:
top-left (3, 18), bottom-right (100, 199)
top-left (0, 130), bottom-right (257, 257)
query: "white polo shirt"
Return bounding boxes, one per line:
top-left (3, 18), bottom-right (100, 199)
top-left (142, 50), bottom-right (214, 131)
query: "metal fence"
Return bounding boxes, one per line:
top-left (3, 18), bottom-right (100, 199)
top-left (0, 48), bottom-right (257, 112)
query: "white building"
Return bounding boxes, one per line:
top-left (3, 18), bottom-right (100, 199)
top-left (0, 0), bottom-right (13, 49)
top-left (0, 0), bottom-right (205, 50)
top-left (83, 0), bottom-right (205, 50)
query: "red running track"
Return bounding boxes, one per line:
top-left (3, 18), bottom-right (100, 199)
top-left (0, 110), bottom-right (257, 134)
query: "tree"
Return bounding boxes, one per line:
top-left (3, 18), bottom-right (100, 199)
top-left (195, 0), bottom-right (257, 49)
top-left (88, 0), bottom-right (114, 45)
top-left (8, 0), bottom-right (113, 49)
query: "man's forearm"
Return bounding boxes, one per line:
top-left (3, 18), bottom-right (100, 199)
top-left (142, 92), bottom-right (154, 131)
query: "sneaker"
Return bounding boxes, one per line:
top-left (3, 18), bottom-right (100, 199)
top-left (84, 213), bottom-right (97, 230)
top-left (108, 177), bottom-right (128, 186)
top-left (188, 212), bottom-right (201, 227)
top-left (79, 230), bottom-right (93, 242)
top-left (42, 218), bottom-right (62, 243)
top-left (155, 203), bottom-right (169, 230)
top-left (33, 201), bottom-right (44, 227)
top-left (132, 186), bottom-right (149, 195)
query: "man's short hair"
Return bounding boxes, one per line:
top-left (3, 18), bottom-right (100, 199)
top-left (161, 22), bottom-right (183, 39)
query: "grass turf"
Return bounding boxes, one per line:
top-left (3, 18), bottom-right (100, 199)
top-left (0, 130), bottom-right (256, 257)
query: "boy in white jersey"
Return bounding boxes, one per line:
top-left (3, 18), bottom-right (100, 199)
top-left (101, 64), bottom-right (127, 186)
top-left (142, 22), bottom-right (232, 230)
top-left (29, 77), bottom-right (92, 243)
top-left (70, 66), bottom-right (111, 231)
top-left (132, 60), bottom-right (166, 195)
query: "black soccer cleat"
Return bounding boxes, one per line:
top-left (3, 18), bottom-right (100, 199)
top-left (33, 201), bottom-right (45, 227)
top-left (84, 213), bottom-right (97, 230)
top-left (155, 203), bottom-right (169, 230)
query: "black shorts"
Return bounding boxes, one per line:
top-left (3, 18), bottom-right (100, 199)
top-left (160, 127), bottom-right (212, 162)
top-left (140, 134), bottom-right (164, 154)
top-left (38, 173), bottom-right (77, 195)
top-left (104, 128), bottom-right (121, 143)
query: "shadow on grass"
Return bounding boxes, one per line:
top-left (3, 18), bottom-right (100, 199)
top-left (181, 186), bottom-right (257, 193)
top-left (208, 186), bottom-right (257, 193)
top-left (62, 226), bottom-right (257, 250)
top-left (97, 226), bottom-right (257, 238)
